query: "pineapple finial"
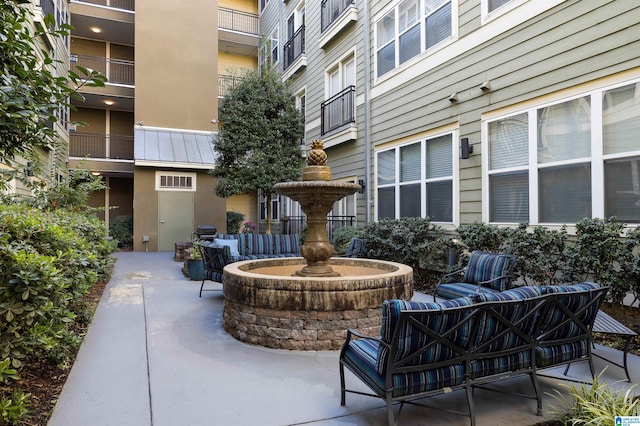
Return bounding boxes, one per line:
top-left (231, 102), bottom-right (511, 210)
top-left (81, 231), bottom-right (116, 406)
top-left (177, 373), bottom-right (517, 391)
top-left (307, 140), bottom-right (328, 166)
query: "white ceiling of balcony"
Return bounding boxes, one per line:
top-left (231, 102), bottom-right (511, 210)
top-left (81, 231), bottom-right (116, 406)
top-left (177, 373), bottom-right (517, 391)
top-left (69, 2), bottom-right (134, 46)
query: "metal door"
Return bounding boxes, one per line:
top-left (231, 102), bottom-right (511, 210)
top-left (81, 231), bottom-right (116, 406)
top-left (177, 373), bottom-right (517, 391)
top-left (158, 191), bottom-right (194, 251)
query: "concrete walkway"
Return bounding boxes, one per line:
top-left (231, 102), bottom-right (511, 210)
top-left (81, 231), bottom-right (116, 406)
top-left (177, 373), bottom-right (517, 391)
top-left (48, 252), bottom-right (639, 426)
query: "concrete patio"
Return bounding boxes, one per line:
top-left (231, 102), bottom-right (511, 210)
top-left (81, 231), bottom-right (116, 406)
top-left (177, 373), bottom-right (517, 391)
top-left (48, 252), bottom-right (640, 426)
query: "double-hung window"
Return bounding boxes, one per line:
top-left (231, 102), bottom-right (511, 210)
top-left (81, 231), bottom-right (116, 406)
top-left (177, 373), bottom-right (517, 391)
top-left (487, 80), bottom-right (640, 224)
top-left (376, 134), bottom-right (454, 221)
top-left (375, 0), bottom-right (452, 78)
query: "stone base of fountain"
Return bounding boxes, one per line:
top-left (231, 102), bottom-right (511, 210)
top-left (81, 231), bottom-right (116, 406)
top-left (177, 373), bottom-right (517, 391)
top-left (222, 257), bottom-right (413, 350)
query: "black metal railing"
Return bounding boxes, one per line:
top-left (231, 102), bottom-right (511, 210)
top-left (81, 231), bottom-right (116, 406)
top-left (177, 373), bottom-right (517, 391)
top-left (321, 0), bottom-right (355, 33)
top-left (283, 25), bottom-right (305, 71)
top-left (218, 74), bottom-right (243, 97)
top-left (281, 215), bottom-right (355, 242)
top-left (321, 85), bottom-right (355, 135)
top-left (70, 54), bottom-right (134, 85)
top-left (72, 0), bottom-right (135, 11)
top-left (69, 132), bottom-right (134, 160)
top-left (218, 8), bottom-right (259, 35)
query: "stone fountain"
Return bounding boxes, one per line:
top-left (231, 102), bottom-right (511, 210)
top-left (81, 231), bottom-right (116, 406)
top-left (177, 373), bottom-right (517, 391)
top-left (222, 140), bottom-right (413, 350)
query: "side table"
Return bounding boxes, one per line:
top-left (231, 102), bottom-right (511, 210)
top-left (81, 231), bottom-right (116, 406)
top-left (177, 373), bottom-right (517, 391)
top-left (592, 309), bottom-right (637, 382)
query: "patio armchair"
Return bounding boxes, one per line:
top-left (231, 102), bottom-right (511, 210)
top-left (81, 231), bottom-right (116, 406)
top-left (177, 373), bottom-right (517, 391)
top-left (198, 243), bottom-right (233, 297)
top-left (434, 250), bottom-right (516, 301)
top-left (345, 237), bottom-right (366, 258)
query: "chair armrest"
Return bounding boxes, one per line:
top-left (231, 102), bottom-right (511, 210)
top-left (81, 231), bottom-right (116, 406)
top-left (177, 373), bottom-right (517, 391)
top-left (438, 268), bottom-right (465, 285)
top-left (477, 274), bottom-right (509, 286)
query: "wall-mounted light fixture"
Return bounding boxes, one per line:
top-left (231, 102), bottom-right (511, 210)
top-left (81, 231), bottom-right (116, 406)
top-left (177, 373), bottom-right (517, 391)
top-left (358, 179), bottom-right (365, 194)
top-left (480, 81), bottom-right (491, 92)
top-left (460, 138), bottom-right (473, 159)
top-left (448, 93), bottom-right (458, 103)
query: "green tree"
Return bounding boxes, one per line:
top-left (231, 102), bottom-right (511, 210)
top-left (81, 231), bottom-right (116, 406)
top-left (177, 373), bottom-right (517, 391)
top-left (212, 67), bottom-right (304, 233)
top-left (0, 0), bottom-right (106, 185)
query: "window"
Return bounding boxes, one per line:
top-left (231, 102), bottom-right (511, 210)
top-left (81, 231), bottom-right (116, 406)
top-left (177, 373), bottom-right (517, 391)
top-left (486, 80), bottom-right (640, 224)
top-left (156, 172), bottom-right (196, 191)
top-left (264, 27), bottom-right (278, 65)
top-left (376, 133), bottom-right (454, 221)
top-left (375, 0), bottom-right (452, 78)
top-left (323, 53), bottom-right (356, 134)
top-left (488, 0), bottom-right (513, 13)
top-left (260, 193), bottom-right (280, 222)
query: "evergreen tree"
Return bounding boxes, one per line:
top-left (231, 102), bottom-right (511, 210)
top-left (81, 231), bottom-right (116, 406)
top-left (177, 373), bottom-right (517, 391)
top-left (213, 67), bottom-right (304, 233)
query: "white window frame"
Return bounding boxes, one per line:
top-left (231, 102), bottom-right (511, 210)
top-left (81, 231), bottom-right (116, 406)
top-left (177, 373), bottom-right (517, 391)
top-left (156, 172), bottom-right (196, 192)
top-left (259, 192), bottom-right (280, 223)
top-left (483, 78), bottom-right (640, 226)
top-left (481, 0), bottom-right (528, 24)
top-left (325, 49), bottom-right (356, 99)
top-left (374, 0), bottom-right (454, 79)
top-left (374, 129), bottom-right (458, 224)
top-left (295, 86), bottom-right (306, 144)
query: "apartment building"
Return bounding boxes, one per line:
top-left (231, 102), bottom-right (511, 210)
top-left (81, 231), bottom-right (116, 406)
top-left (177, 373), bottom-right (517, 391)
top-left (66, 0), bottom-right (259, 251)
top-left (261, 0), bottom-right (640, 232)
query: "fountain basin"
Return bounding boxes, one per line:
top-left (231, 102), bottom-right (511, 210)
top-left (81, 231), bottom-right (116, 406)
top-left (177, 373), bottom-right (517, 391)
top-left (222, 257), bottom-right (414, 350)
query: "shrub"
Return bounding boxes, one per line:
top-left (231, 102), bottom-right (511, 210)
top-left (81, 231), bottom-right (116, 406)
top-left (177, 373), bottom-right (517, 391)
top-left (227, 211), bottom-right (244, 234)
top-left (362, 218), bottom-right (450, 289)
top-left (332, 226), bottom-right (363, 256)
top-left (562, 217), bottom-right (635, 304)
top-left (109, 215), bottom-right (133, 249)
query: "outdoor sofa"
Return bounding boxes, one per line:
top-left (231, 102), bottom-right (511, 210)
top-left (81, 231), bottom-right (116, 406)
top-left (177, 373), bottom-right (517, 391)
top-left (339, 282), bottom-right (609, 426)
top-left (197, 233), bottom-right (300, 296)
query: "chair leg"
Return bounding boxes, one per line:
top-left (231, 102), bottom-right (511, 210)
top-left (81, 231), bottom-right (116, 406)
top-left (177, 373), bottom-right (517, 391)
top-left (386, 394), bottom-right (395, 426)
top-left (529, 372), bottom-right (542, 416)
top-left (466, 384), bottom-right (476, 426)
top-left (199, 279), bottom-right (205, 298)
top-left (339, 363), bottom-right (346, 406)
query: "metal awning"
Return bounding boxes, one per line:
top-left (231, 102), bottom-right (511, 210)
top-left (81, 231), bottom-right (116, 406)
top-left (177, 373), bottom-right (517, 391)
top-left (134, 126), bottom-right (218, 169)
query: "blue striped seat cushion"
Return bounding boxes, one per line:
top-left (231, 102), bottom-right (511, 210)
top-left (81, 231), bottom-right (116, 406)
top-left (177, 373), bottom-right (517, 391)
top-left (376, 298), bottom-right (474, 375)
top-left (436, 283), bottom-right (499, 300)
top-left (538, 283), bottom-right (601, 339)
top-left (216, 234), bottom-right (249, 256)
top-left (535, 340), bottom-right (589, 367)
top-left (342, 339), bottom-right (465, 398)
top-left (246, 233), bottom-right (274, 255)
top-left (463, 251), bottom-right (513, 291)
top-left (273, 234), bottom-right (299, 255)
top-left (470, 351), bottom-right (532, 378)
top-left (471, 286), bottom-right (542, 303)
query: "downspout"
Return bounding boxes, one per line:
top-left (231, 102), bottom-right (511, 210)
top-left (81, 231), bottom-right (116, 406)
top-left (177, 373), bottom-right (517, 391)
top-left (363, 0), bottom-right (372, 223)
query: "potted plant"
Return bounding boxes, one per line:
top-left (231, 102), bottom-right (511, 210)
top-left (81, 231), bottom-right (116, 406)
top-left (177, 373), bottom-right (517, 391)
top-left (184, 243), bottom-right (204, 281)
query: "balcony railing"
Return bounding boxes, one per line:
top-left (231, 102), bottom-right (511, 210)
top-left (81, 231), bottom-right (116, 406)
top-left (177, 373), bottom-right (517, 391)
top-left (218, 74), bottom-right (243, 97)
top-left (70, 54), bottom-right (134, 86)
top-left (72, 0), bottom-right (135, 12)
top-left (70, 132), bottom-right (134, 160)
top-left (283, 25), bottom-right (305, 71)
top-left (218, 8), bottom-right (259, 35)
top-left (321, 85), bottom-right (355, 135)
top-left (321, 0), bottom-right (354, 33)
top-left (281, 215), bottom-right (356, 242)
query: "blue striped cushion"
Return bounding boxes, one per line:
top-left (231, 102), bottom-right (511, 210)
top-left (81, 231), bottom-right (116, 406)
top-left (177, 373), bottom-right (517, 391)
top-left (246, 233), bottom-right (273, 255)
top-left (471, 287), bottom-right (542, 352)
top-left (538, 285), bottom-right (601, 340)
top-left (540, 282), bottom-right (601, 294)
top-left (535, 340), bottom-right (589, 367)
top-left (436, 282), bottom-right (499, 300)
top-left (273, 234), bottom-right (299, 255)
top-left (216, 234), bottom-right (248, 256)
top-left (377, 298), bottom-right (474, 375)
top-left (463, 251), bottom-right (513, 291)
top-left (342, 339), bottom-right (465, 397)
top-left (470, 351), bottom-right (532, 378)
top-left (346, 238), bottom-right (366, 258)
top-left (471, 286), bottom-right (542, 303)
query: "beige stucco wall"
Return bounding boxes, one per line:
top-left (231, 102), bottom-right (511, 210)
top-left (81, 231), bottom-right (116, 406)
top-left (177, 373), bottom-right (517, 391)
top-left (133, 168), bottom-right (158, 252)
top-left (226, 193), bottom-right (258, 227)
top-left (135, 0), bottom-right (219, 131)
top-left (218, 51), bottom-right (256, 75)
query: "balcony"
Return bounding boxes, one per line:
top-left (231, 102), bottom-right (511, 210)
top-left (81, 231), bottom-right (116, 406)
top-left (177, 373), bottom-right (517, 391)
top-left (70, 132), bottom-right (134, 160)
top-left (218, 74), bottom-right (243, 98)
top-left (319, 0), bottom-right (357, 49)
top-left (282, 25), bottom-right (306, 80)
top-left (218, 8), bottom-right (259, 57)
top-left (71, 54), bottom-right (134, 86)
top-left (321, 86), bottom-right (357, 148)
top-left (71, 0), bottom-right (134, 12)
